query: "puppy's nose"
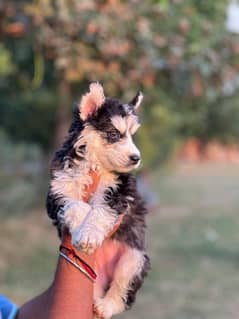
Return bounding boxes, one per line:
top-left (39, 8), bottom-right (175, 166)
top-left (129, 154), bottom-right (140, 164)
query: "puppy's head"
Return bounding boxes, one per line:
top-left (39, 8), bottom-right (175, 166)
top-left (73, 82), bottom-right (143, 173)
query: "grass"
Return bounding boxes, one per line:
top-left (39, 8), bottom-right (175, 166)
top-left (1, 163), bottom-right (239, 318)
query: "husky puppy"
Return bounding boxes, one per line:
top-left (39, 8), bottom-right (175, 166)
top-left (46, 83), bottom-right (150, 319)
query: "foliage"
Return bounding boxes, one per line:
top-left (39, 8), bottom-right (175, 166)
top-left (0, 0), bottom-right (239, 166)
top-left (0, 131), bottom-right (46, 215)
top-left (0, 43), bottom-right (14, 76)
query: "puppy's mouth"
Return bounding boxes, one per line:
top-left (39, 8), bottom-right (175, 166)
top-left (125, 160), bottom-right (141, 171)
top-left (127, 160), bottom-right (141, 169)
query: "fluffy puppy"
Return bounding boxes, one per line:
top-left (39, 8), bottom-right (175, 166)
top-left (46, 83), bottom-right (150, 319)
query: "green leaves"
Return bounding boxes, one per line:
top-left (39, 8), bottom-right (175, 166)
top-left (0, 44), bottom-right (14, 76)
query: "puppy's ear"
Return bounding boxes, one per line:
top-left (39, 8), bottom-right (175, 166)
top-left (79, 82), bottom-right (105, 121)
top-left (129, 91), bottom-right (143, 110)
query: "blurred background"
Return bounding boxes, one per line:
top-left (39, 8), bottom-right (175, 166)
top-left (1, 0), bottom-right (239, 318)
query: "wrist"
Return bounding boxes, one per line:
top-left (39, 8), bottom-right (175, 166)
top-left (60, 230), bottom-right (96, 280)
top-left (60, 243), bottom-right (95, 267)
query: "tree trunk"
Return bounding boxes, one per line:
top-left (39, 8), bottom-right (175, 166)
top-left (54, 79), bottom-right (72, 149)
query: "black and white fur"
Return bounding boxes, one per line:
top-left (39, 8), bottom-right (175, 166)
top-left (46, 83), bottom-right (150, 319)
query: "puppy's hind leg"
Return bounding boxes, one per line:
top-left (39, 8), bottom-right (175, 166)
top-left (94, 246), bottom-right (150, 319)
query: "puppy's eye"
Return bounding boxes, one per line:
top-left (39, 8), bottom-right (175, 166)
top-left (107, 131), bottom-right (121, 143)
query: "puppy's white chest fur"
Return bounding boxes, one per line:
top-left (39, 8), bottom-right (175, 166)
top-left (51, 161), bottom-right (117, 202)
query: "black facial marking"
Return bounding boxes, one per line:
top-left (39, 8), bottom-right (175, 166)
top-left (88, 97), bottom-right (128, 133)
top-left (106, 128), bottom-right (121, 143)
top-left (87, 97), bottom-right (139, 145)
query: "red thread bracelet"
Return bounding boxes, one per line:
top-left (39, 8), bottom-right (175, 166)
top-left (59, 244), bottom-right (97, 282)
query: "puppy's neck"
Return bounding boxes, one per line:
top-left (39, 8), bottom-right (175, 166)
top-left (90, 160), bottom-right (118, 182)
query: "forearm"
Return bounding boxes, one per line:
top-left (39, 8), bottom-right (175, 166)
top-left (48, 251), bottom-right (95, 319)
top-left (17, 236), bottom-right (95, 319)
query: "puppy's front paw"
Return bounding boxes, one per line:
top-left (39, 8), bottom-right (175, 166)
top-left (61, 201), bottom-right (91, 231)
top-left (72, 224), bottom-right (105, 254)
